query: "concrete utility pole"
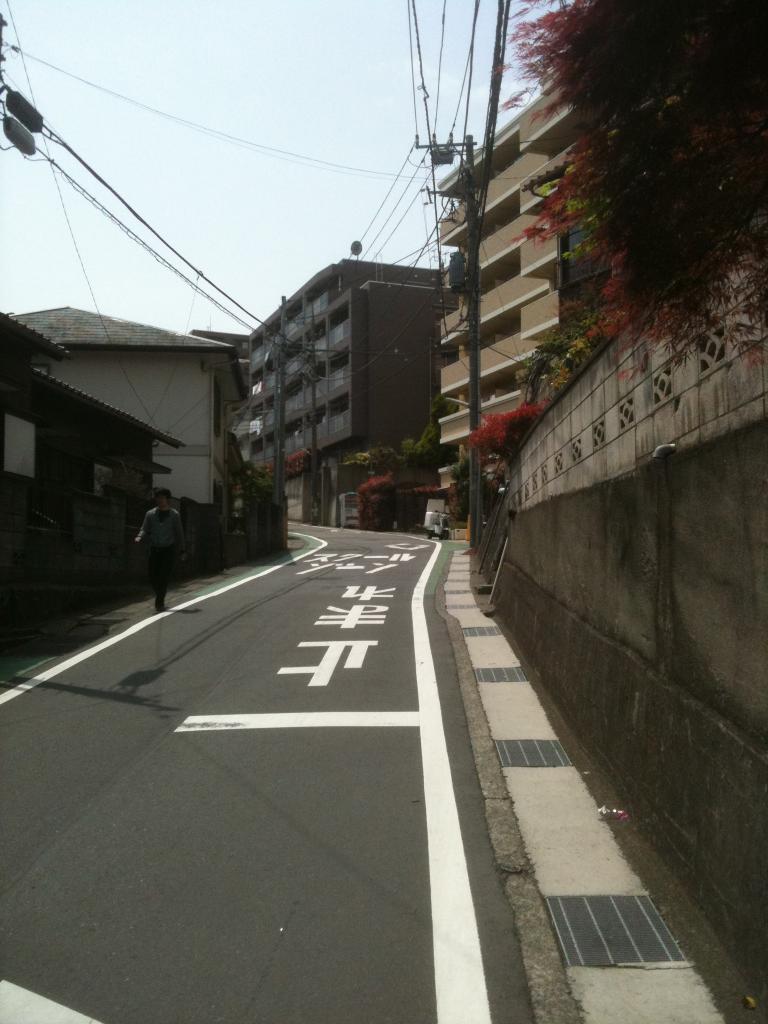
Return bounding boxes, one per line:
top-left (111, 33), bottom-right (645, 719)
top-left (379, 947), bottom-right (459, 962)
top-left (273, 297), bottom-right (287, 507)
top-left (309, 341), bottom-right (320, 525)
top-left (463, 135), bottom-right (483, 549)
top-left (300, 295), bottom-right (321, 526)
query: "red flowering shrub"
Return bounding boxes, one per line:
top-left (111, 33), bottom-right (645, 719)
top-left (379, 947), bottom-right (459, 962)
top-left (468, 403), bottom-right (546, 460)
top-left (285, 449), bottom-right (310, 479)
top-left (357, 474), bottom-right (396, 531)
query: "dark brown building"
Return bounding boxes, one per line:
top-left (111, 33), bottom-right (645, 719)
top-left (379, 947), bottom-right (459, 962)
top-left (243, 260), bottom-right (441, 464)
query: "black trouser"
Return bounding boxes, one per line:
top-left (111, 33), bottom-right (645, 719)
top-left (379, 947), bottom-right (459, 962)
top-left (148, 544), bottom-right (175, 605)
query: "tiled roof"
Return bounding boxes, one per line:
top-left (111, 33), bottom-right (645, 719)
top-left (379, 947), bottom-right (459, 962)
top-left (13, 308), bottom-right (240, 353)
top-left (1, 311), bottom-right (69, 358)
top-left (32, 369), bottom-right (183, 448)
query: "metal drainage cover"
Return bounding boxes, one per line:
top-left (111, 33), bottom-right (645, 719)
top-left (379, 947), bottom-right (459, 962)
top-left (546, 895), bottom-right (685, 967)
top-left (496, 739), bottom-right (570, 767)
top-left (475, 666), bottom-right (527, 683)
top-left (463, 626), bottom-right (502, 637)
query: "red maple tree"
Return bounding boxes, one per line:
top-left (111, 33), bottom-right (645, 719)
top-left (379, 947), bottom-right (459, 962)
top-left (468, 403), bottom-right (547, 460)
top-left (511, 0), bottom-right (768, 356)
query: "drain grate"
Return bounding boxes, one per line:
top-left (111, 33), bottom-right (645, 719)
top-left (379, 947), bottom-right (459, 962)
top-left (496, 739), bottom-right (570, 767)
top-left (463, 626), bottom-right (502, 637)
top-left (475, 666), bottom-right (527, 683)
top-left (546, 895), bottom-right (685, 967)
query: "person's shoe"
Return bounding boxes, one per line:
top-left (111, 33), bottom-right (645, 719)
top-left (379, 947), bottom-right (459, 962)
top-left (154, 599), bottom-right (165, 612)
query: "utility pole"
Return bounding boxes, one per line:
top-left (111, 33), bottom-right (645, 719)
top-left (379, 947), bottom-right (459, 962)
top-left (309, 336), bottom-right (320, 525)
top-left (463, 135), bottom-right (483, 549)
top-left (300, 295), bottom-right (321, 526)
top-left (273, 297), bottom-right (287, 508)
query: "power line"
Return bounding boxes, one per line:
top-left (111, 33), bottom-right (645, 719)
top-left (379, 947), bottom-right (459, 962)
top-left (45, 156), bottom-right (254, 330)
top-left (43, 126), bottom-right (263, 328)
top-left (362, 151), bottom-right (428, 259)
top-left (434, 0), bottom-right (448, 131)
top-left (4, 1), bottom-right (157, 424)
top-left (408, 1), bottom-right (450, 339)
top-left (405, 0), bottom-right (420, 139)
top-left (7, 46), bottom-right (413, 182)
top-left (359, 145), bottom-right (415, 243)
top-left (459, 0), bottom-right (482, 153)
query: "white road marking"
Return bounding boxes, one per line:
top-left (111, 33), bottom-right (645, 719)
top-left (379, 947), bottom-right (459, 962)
top-left (0, 534), bottom-right (327, 709)
top-left (277, 640), bottom-right (378, 687)
top-left (342, 585), bottom-right (395, 601)
top-left (0, 981), bottom-right (104, 1023)
top-left (314, 604), bottom-right (389, 628)
top-left (413, 542), bottom-right (492, 1024)
top-left (176, 711), bottom-right (420, 731)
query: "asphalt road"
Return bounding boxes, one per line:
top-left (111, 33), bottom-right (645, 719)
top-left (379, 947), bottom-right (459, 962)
top-left (0, 527), bottom-right (532, 1024)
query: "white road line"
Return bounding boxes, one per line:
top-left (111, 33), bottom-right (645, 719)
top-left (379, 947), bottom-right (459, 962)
top-left (0, 534), bottom-right (327, 709)
top-left (413, 543), bottom-right (492, 1024)
top-left (176, 711), bottom-right (420, 731)
top-left (0, 980), bottom-right (104, 1023)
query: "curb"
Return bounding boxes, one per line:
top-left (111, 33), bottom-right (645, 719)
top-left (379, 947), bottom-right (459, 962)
top-left (435, 575), bottom-right (583, 1024)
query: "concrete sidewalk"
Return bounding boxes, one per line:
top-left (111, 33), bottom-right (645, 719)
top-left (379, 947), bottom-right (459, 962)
top-left (442, 549), bottom-right (724, 1024)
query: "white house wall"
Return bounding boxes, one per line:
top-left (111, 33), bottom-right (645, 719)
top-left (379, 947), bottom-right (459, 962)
top-left (51, 351), bottom-right (213, 503)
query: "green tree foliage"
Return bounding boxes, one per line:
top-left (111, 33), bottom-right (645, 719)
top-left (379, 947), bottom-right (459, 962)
top-left (401, 395), bottom-right (459, 468)
top-left (231, 462), bottom-right (273, 509)
top-left (449, 457), bottom-right (470, 521)
top-left (342, 445), bottom-right (402, 473)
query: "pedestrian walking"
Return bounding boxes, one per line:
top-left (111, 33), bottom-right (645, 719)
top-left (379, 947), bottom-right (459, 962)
top-left (135, 488), bottom-right (186, 612)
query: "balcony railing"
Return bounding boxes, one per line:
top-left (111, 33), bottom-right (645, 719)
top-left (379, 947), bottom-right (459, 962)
top-left (442, 306), bottom-right (466, 339)
top-left (328, 410), bottom-right (350, 435)
top-left (285, 432), bottom-right (305, 453)
top-left (307, 292), bottom-right (330, 318)
top-left (329, 320), bottom-right (350, 346)
top-left (557, 254), bottom-right (610, 290)
top-left (286, 392), bottom-right (305, 414)
top-left (327, 366), bottom-right (348, 390)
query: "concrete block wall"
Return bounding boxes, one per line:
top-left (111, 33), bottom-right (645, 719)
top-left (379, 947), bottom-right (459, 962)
top-left (0, 477), bottom-right (28, 578)
top-left (496, 333), bottom-right (768, 1003)
top-left (509, 336), bottom-right (768, 510)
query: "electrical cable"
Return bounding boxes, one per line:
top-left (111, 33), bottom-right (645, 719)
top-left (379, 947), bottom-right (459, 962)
top-left (362, 150), bottom-right (427, 259)
top-left (359, 145), bottom-right (415, 243)
top-left (405, 0), bottom-right (420, 139)
top-left (8, 46), bottom-right (412, 182)
top-left (408, 0), bottom-right (451, 337)
top-left (43, 126), bottom-right (263, 328)
top-left (459, 0), bottom-right (482, 158)
top-left (434, 0), bottom-right (448, 132)
top-left (45, 156), bottom-right (254, 330)
top-left (4, 1), bottom-right (157, 424)
top-left (375, 170), bottom-right (432, 256)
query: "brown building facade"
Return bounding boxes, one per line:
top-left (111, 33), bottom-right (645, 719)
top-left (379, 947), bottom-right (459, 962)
top-left (243, 260), bottom-right (441, 465)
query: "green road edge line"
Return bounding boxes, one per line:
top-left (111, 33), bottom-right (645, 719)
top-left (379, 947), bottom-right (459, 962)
top-left (426, 540), bottom-right (469, 597)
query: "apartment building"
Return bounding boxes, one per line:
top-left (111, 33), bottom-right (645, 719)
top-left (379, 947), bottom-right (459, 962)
top-left (242, 260), bottom-right (440, 465)
top-left (437, 92), bottom-right (580, 468)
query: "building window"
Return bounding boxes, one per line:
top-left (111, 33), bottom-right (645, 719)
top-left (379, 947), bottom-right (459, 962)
top-left (3, 413), bottom-right (35, 477)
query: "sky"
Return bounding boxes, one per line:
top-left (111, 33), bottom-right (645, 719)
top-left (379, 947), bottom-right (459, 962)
top-left (0, 0), bottom-right (521, 337)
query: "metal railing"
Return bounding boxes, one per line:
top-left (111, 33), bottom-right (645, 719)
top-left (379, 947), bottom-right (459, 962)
top-left (328, 410), bottom-right (350, 435)
top-left (329, 321), bottom-right (350, 346)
